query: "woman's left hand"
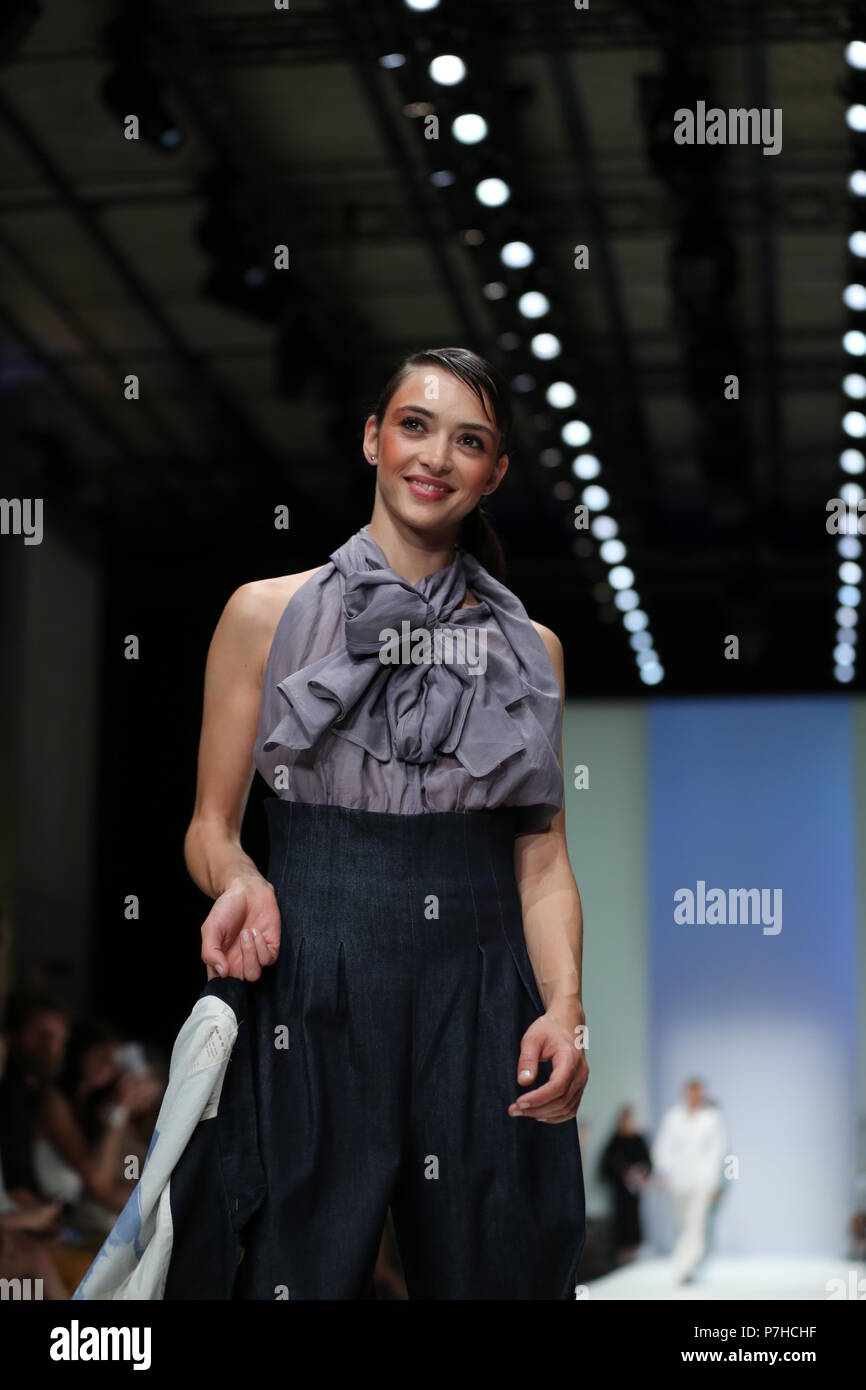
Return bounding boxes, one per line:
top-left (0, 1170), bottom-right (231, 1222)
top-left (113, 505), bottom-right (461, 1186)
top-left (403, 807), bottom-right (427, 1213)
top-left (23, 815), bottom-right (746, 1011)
top-left (508, 1005), bottom-right (588, 1123)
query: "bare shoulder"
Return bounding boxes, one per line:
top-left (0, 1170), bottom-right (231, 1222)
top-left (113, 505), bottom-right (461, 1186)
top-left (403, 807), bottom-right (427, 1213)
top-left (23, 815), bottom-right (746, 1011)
top-left (218, 565), bottom-right (330, 682)
top-left (530, 621), bottom-right (564, 690)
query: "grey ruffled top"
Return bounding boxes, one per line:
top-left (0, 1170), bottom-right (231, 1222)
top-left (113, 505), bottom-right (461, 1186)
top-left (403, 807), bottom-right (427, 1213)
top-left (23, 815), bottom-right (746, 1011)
top-left (253, 524), bottom-right (564, 835)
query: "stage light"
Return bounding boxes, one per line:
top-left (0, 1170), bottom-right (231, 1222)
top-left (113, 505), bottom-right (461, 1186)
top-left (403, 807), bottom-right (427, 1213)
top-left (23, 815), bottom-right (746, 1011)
top-left (838, 536), bottom-right (863, 557)
top-left (475, 178), bottom-right (509, 206)
top-left (482, 281), bottom-right (507, 299)
top-left (640, 663), bottom-right (664, 685)
top-left (572, 453), bottom-right (600, 479)
top-left (837, 606), bottom-right (858, 626)
top-left (379, 53), bottom-right (406, 68)
top-left (629, 626), bottom-right (652, 644)
top-left (561, 420), bottom-right (591, 446)
top-left (843, 410), bottom-right (866, 436)
top-left (850, 171), bottom-right (866, 196)
top-left (844, 283), bottom-right (866, 309)
top-left (837, 627), bottom-right (858, 643)
top-left (614, 590), bottom-right (640, 611)
top-left (636, 649), bottom-right (658, 667)
top-left (846, 104), bottom-right (866, 131)
top-left (518, 291), bottom-right (550, 318)
top-left (582, 485), bottom-right (609, 510)
top-left (530, 333), bottom-right (561, 359)
top-left (429, 55), bottom-right (466, 84)
top-left (608, 565), bottom-right (635, 590)
top-left (841, 481), bottom-right (865, 504)
top-left (591, 515), bottom-right (618, 539)
top-left (841, 448), bottom-right (866, 473)
top-left (838, 585), bottom-right (862, 605)
top-left (502, 241), bottom-right (534, 268)
top-left (453, 114), bottom-right (487, 144)
top-left (546, 381), bottom-right (576, 408)
top-left (843, 373), bottom-right (866, 397)
top-left (843, 329), bottom-right (866, 354)
top-left (600, 539), bottom-right (626, 563)
top-left (834, 642), bottom-right (856, 664)
top-left (840, 560), bottom-right (863, 583)
top-left (834, 664), bottom-right (856, 682)
top-left (845, 40), bottom-right (866, 69)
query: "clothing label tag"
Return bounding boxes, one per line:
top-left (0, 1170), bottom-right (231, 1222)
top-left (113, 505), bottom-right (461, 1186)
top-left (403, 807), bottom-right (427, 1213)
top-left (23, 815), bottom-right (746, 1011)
top-left (190, 1018), bottom-right (235, 1074)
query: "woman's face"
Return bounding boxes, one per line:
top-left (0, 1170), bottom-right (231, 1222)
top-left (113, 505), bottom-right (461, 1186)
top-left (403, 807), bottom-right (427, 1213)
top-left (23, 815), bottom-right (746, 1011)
top-left (364, 367), bottom-right (509, 530)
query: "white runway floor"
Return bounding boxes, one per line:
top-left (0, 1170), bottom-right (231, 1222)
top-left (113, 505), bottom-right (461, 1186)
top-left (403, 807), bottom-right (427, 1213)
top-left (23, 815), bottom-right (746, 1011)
top-left (583, 1255), bottom-right (866, 1300)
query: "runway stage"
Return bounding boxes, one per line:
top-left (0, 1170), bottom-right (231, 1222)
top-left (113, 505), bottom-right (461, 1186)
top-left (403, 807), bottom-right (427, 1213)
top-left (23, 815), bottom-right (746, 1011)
top-left (583, 1256), bottom-right (866, 1300)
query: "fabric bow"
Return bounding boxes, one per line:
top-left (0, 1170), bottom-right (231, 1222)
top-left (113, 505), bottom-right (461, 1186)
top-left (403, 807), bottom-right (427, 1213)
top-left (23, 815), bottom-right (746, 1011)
top-left (262, 529), bottom-right (536, 778)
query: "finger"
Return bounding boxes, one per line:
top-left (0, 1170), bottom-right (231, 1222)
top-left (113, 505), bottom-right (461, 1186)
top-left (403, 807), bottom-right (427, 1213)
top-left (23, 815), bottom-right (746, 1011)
top-left (202, 932), bottom-right (229, 975)
top-left (510, 1046), bottom-right (574, 1112)
top-left (516, 1053), bottom-right (540, 1086)
top-left (247, 904), bottom-right (281, 958)
top-left (240, 928), bottom-right (261, 981)
top-left (515, 1098), bottom-right (571, 1121)
top-left (203, 944), bottom-right (229, 979)
top-left (247, 926), bottom-right (273, 969)
top-left (226, 941), bottom-right (246, 979)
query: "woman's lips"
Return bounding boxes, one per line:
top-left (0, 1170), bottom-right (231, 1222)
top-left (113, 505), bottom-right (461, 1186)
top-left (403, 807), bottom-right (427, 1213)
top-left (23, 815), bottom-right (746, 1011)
top-left (404, 476), bottom-right (455, 502)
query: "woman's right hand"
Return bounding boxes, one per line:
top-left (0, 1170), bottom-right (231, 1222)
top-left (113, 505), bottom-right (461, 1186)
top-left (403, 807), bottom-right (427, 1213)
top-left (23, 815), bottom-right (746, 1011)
top-left (200, 874), bottom-right (282, 982)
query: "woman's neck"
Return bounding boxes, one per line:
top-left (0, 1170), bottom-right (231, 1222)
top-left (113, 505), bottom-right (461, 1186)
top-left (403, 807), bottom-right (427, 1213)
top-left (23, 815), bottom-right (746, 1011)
top-left (366, 511), bottom-right (459, 587)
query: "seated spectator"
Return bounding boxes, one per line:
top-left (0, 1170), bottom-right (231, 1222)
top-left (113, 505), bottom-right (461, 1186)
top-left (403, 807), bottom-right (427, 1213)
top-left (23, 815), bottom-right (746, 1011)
top-left (0, 1148), bottom-right (68, 1299)
top-left (33, 1019), bottom-right (165, 1241)
top-left (0, 989), bottom-right (69, 1200)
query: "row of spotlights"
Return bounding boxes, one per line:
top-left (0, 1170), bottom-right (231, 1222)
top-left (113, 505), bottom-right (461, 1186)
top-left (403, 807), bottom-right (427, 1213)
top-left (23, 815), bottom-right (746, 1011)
top-left (837, 57), bottom-right (862, 682)
top-left (381, 25), bottom-right (663, 683)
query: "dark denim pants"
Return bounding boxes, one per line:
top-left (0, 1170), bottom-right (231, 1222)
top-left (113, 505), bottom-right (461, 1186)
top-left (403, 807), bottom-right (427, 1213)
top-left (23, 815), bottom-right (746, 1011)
top-left (170, 798), bottom-right (586, 1300)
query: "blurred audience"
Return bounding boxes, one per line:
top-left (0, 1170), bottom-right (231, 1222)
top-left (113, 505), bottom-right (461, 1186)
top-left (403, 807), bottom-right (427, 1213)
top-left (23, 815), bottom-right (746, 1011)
top-left (0, 987), bottom-right (166, 1297)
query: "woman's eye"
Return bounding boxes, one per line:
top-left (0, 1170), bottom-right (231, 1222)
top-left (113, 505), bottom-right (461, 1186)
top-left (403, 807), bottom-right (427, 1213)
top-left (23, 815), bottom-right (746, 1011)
top-left (400, 418), bottom-right (482, 449)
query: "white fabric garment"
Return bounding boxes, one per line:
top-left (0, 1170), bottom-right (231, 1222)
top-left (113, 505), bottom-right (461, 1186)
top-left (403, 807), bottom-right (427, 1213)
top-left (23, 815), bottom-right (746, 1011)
top-left (72, 993), bottom-right (238, 1301)
top-left (33, 1136), bottom-right (85, 1205)
top-left (670, 1184), bottom-right (717, 1280)
top-left (651, 1102), bottom-right (727, 1193)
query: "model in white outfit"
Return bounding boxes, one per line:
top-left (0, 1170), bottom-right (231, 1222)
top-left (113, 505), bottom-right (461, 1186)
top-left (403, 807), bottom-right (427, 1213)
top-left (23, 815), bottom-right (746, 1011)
top-left (652, 1079), bottom-right (727, 1282)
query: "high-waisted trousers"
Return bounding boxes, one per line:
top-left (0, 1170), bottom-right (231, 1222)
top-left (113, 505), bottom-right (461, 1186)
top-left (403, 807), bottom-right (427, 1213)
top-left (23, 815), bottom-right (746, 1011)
top-left (220, 797), bottom-right (585, 1300)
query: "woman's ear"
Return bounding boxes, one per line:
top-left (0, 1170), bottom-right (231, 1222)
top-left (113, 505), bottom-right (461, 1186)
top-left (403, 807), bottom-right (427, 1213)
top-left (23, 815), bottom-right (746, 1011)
top-left (484, 454), bottom-right (509, 492)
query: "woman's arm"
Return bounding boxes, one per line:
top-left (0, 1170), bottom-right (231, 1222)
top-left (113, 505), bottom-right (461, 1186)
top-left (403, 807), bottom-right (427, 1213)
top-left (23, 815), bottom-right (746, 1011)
top-left (184, 577), bottom-right (301, 981)
top-left (507, 624), bottom-right (587, 1123)
top-left (183, 582), bottom-right (275, 899)
top-left (38, 1088), bottom-right (126, 1209)
top-left (514, 624), bottom-right (585, 1029)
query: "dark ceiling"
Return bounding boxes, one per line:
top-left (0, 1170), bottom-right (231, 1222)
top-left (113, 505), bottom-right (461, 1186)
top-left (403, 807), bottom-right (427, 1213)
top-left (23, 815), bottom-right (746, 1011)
top-left (0, 0), bottom-right (861, 695)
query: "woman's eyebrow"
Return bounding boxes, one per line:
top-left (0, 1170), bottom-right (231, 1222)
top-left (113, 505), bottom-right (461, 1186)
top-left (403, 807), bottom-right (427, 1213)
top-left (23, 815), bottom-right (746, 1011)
top-left (396, 403), bottom-right (495, 437)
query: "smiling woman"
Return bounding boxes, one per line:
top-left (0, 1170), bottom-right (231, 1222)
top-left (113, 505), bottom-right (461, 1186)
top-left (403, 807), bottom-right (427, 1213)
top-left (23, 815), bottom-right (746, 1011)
top-left (75, 345), bottom-right (588, 1302)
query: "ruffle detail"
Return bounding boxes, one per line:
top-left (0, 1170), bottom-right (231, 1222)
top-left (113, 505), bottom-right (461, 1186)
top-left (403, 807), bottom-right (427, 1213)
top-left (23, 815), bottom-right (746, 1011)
top-left (261, 526), bottom-right (562, 792)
